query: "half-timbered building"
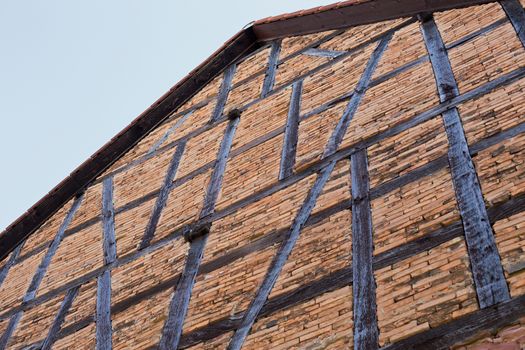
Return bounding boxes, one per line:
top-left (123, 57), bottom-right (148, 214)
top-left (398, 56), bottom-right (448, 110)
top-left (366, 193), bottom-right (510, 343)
top-left (1, 0), bottom-right (525, 348)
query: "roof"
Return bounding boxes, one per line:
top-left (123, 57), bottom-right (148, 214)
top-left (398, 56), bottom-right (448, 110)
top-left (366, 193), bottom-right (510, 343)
top-left (0, 0), bottom-right (493, 261)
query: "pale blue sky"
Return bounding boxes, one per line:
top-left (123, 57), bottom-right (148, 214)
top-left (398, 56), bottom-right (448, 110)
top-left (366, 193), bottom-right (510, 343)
top-left (0, 1), bottom-right (335, 231)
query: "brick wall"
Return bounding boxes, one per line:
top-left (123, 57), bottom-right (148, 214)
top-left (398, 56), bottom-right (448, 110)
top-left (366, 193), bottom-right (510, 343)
top-left (1, 2), bottom-right (524, 349)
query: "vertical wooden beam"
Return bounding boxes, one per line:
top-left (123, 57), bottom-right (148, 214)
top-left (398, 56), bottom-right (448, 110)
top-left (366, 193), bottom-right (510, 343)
top-left (139, 141), bottom-right (187, 249)
top-left (420, 14), bottom-right (510, 308)
top-left (351, 149), bottom-right (378, 350)
top-left (96, 176), bottom-right (117, 350)
top-left (227, 161), bottom-right (337, 350)
top-left (102, 177), bottom-right (117, 265)
top-left (279, 80), bottom-right (303, 180)
top-left (500, 0), bottom-right (525, 48)
top-left (261, 40), bottom-right (282, 97)
top-left (323, 33), bottom-right (393, 157)
top-left (210, 64), bottom-right (236, 123)
top-left (0, 195), bottom-right (83, 349)
top-left (159, 113), bottom-right (240, 350)
top-left (96, 270), bottom-right (112, 350)
top-left (40, 286), bottom-right (80, 350)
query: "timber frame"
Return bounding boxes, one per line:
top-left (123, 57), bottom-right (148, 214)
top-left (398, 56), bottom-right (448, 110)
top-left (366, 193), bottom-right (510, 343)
top-left (1, 0), bottom-right (525, 349)
top-left (0, 0), bottom-right (497, 261)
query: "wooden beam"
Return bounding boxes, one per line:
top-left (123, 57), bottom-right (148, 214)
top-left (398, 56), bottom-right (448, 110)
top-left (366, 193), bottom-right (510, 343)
top-left (24, 195), bottom-right (84, 302)
top-left (323, 32), bottom-right (393, 157)
top-left (0, 242), bottom-right (24, 288)
top-left (420, 14), bottom-right (510, 308)
top-left (211, 65), bottom-right (237, 123)
top-left (279, 80), bottom-right (302, 180)
top-left (302, 47), bottom-right (345, 58)
top-left (351, 150), bottom-right (378, 350)
top-left (139, 141), bottom-right (186, 249)
top-left (102, 177), bottom-right (117, 265)
top-left (159, 114), bottom-right (240, 349)
top-left (40, 286), bottom-right (80, 350)
top-left (500, 0), bottom-right (525, 48)
top-left (96, 270), bottom-right (112, 350)
top-left (159, 234), bottom-right (206, 350)
top-left (227, 161), bottom-right (337, 350)
top-left (147, 111), bottom-right (192, 155)
top-left (200, 115), bottom-right (240, 218)
top-left (261, 40), bottom-right (282, 97)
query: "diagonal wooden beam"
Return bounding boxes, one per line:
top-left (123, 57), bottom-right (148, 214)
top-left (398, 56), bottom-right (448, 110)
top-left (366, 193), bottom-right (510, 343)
top-left (419, 14), bottom-right (510, 308)
top-left (500, 0), bottom-right (525, 48)
top-left (226, 160), bottom-right (337, 350)
top-left (139, 141), bottom-right (187, 250)
top-left (147, 111), bottom-right (192, 155)
top-left (0, 242), bottom-right (24, 288)
top-left (0, 195), bottom-right (83, 349)
top-left (351, 149), bottom-right (378, 350)
top-left (159, 113), bottom-right (240, 350)
top-left (210, 65), bottom-right (237, 123)
top-left (40, 285), bottom-right (80, 350)
top-left (279, 80), bottom-right (303, 180)
top-left (261, 40), bottom-right (282, 97)
top-left (323, 32), bottom-right (393, 157)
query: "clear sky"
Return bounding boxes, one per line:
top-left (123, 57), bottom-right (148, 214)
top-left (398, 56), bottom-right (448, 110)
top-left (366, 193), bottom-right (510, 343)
top-left (0, 1), bottom-right (335, 231)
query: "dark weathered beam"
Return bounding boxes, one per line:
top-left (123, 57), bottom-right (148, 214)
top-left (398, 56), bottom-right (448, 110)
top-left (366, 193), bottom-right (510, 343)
top-left (96, 270), bottom-right (112, 350)
top-left (211, 65), bottom-right (237, 123)
top-left (261, 40), bottom-right (282, 97)
top-left (323, 33), bottom-right (393, 157)
top-left (500, 0), bottom-right (525, 47)
top-left (351, 150), bottom-right (378, 350)
top-left (40, 286), bottom-right (80, 350)
top-left (279, 80), bottom-right (302, 180)
top-left (227, 161), bottom-right (337, 349)
top-left (159, 114), bottom-right (240, 349)
top-left (102, 177), bottom-right (117, 265)
top-left (139, 141), bottom-right (186, 249)
top-left (200, 115), bottom-right (240, 218)
top-left (382, 294), bottom-right (525, 350)
top-left (159, 233), bottom-right (206, 350)
top-left (420, 14), bottom-right (510, 308)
